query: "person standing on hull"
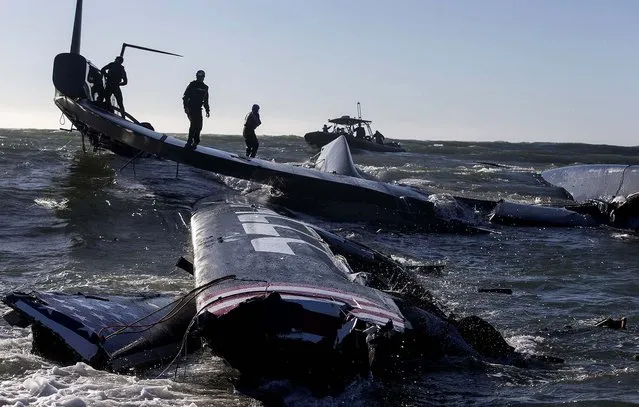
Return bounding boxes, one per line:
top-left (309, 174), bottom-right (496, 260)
top-left (243, 104), bottom-right (261, 158)
top-left (101, 56), bottom-right (128, 119)
top-left (182, 70), bottom-right (210, 148)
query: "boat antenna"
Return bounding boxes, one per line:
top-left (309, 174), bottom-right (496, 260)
top-left (119, 43), bottom-right (183, 58)
top-left (357, 101), bottom-right (362, 120)
top-left (69, 0), bottom-right (83, 54)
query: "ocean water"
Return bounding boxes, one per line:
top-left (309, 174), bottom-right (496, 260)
top-left (0, 128), bottom-right (638, 406)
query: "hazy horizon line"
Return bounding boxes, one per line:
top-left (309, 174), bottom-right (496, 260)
top-left (1, 127), bottom-right (637, 148)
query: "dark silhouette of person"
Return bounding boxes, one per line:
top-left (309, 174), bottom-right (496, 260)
top-left (374, 130), bottom-right (385, 145)
top-left (354, 123), bottom-right (366, 139)
top-left (243, 104), bottom-right (261, 158)
top-left (182, 70), bottom-right (210, 148)
top-left (87, 65), bottom-right (104, 102)
top-left (101, 56), bottom-right (127, 118)
top-left (322, 124), bottom-right (332, 133)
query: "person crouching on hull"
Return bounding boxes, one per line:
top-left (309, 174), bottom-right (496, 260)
top-left (183, 70), bottom-right (210, 148)
top-left (243, 104), bottom-right (261, 158)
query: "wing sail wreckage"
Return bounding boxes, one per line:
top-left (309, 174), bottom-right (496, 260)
top-left (3, 198), bottom-right (562, 392)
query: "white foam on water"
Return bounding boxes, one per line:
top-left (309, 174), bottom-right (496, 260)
top-left (33, 198), bottom-right (69, 211)
top-left (395, 178), bottom-right (433, 188)
top-left (507, 334), bottom-right (543, 354)
top-left (0, 362), bottom-right (232, 407)
top-left (0, 322), bottom-right (254, 406)
top-left (475, 166), bottom-right (501, 174)
top-left (389, 254), bottom-right (417, 266)
top-left (429, 193), bottom-right (483, 223)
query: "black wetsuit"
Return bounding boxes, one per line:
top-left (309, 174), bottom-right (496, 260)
top-left (243, 111), bottom-right (261, 157)
top-left (355, 126), bottom-right (365, 139)
top-left (101, 62), bottom-right (127, 117)
top-left (183, 80), bottom-right (210, 146)
top-left (87, 66), bottom-right (104, 102)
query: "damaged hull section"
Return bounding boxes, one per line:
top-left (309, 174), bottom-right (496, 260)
top-left (541, 164), bottom-right (639, 203)
top-left (489, 200), bottom-right (598, 227)
top-left (191, 199), bottom-right (409, 386)
top-left (2, 200), bottom-right (412, 388)
top-left (2, 292), bottom-right (196, 372)
top-left (2, 199), bottom-right (562, 390)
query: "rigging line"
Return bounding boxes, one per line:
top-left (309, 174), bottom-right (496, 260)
top-left (118, 149), bottom-right (146, 173)
top-left (101, 274), bottom-right (236, 339)
top-left (101, 294), bottom-right (204, 338)
top-left (101, 274), bottom-right (235, 338)
top-left (154, 306), bottom-right (209, 379)
top-left (614, 165), bottom-right (631, 197)
top-left (57, 136), bottom-right (77, 151)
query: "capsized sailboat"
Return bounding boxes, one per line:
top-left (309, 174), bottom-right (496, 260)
top-left (52, 1), bottom-right (639, 235)
top-left (51, 1), bottom-right (485, 234)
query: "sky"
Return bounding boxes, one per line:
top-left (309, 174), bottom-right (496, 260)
top-left (0, 0), bottom-right (637, 145)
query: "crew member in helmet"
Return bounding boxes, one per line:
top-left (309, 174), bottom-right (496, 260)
top-left (101, 56), bottom-right (128, 118)
top-left (182, 70), bottom-right (210, 148)
top-left (243, 104), bottom-right (261, 158)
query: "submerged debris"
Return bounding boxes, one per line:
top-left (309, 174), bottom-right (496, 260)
top-left (595, 317), bottom-right (627, 329)
top-left (478, 287), bottom-right (513, 294)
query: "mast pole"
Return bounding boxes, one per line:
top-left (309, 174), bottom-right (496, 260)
top-left (69, 0), bottom-right (83, 54)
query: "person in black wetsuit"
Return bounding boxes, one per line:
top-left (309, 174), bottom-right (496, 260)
top-left (182, 70), bottom-right (210, 148)
top-left (101, 56), bottom-right (128, 118)
top-left (354, 123), bottom-right (366, 139)
top-left (87, 66), bottom-right (105, 102)
top-left (243, 104), bottom-right (261, 158)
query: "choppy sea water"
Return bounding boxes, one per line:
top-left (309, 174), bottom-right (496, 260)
top-left (0, 129), bottom-right (637, 406)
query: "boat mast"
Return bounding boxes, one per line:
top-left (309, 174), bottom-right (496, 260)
top-left (69, 0), bottom-right (83, 54)
top-left (357, 101), bottom-right (374, 137)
